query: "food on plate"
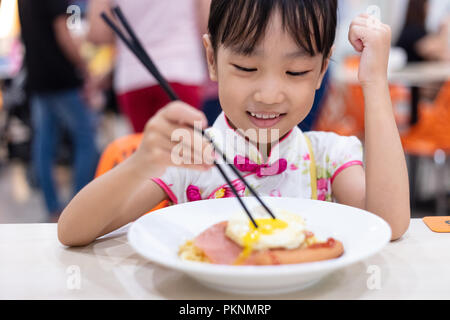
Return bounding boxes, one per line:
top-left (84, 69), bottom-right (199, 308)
top-left (178, 207), bottom-right (344, 265)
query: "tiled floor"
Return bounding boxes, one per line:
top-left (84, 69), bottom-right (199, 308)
top-left (0, 162), bottom-right (48, 223)
top-left (0, 113), bottom-right (133, 223)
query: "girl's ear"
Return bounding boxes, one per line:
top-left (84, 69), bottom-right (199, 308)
top-left (316, 45), bottom-right (334, 90)
top-left (203, 34), bottom-right (218, 82)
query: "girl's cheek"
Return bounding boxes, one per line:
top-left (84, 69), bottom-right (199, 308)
top-left (220, 77), bottom-right (249, 105)
top-left (288, 82), bottom-right (313, 102)
top-left (288, 85), bottom-right (316, 119)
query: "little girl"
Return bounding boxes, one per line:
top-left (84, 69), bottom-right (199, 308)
top-left (58, 0), bottom-right (410, 246)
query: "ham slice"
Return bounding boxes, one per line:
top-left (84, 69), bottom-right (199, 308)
top-left (193, 222), bottom-right (242, 264)
top-left (193, 221), bottom-right (344, 265)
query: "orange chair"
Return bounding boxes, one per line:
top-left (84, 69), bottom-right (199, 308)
top-left (315, 56), bottom-right (367, 138)
top-left (95, 133), bottom-right (142, 178)
top-left (314, 82), bottom-right (365, 138)
top-left (314, 56), bottom-right (411, 140)
top-left (95, 133), bottom-right (170, 212)
top-left (400, 81), bottom-right (450, 215)
top-left (400, 81), bottom-right (450, 155)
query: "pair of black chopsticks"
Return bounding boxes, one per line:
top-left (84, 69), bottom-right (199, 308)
top-left (101, 6), bottom-right (277, 228)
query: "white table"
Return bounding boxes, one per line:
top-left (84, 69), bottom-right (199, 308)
top-left (1, 219), bottom-right (449, 300)
top-left (387, 62), bottom-right (450, 86)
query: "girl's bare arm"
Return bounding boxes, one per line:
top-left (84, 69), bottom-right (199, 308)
top-left (58, 102), bottom-right (212, 246)
top-left (57, 154), bottom-right (167, 247)
top-left (332, 14), bottom-right (410, 240)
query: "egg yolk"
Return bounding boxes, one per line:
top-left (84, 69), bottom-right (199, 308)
top-left (233, 218), bottom-right (288, 265)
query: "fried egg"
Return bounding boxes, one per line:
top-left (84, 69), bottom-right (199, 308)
top-left (225, 206), bottom-right (306, 263)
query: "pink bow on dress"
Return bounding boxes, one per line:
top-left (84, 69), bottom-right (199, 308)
top-left (234, 155), bottom-right (287, 177)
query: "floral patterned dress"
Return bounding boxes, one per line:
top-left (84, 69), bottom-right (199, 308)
top-left (152, 112), bottom-right (364, 205)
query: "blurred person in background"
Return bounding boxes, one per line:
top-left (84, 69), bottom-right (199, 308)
top-left (426, 0), bottom-right (450, 41)
top-left (18, 0), bottom-right (99, 221)
top-left (196, 0), bottom-right (222, 126)
top-left (396, 0), bottom-right (450, 103)
top-left (87, 0), bottom-right (209, 133)
top-left (396, 0), bottom-right (449, 63)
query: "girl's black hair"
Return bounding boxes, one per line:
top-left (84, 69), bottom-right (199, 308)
top-left (208, 0), bottom-right (338, 61)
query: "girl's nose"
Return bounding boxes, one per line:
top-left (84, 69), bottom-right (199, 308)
top-left (253, 79), bottom-right (285, 105)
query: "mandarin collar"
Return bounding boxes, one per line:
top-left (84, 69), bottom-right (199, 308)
top-left (205, 112), bottom-right (301, 165)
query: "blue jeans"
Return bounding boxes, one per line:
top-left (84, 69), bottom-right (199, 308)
top-left (31, 89), bottom-right (99, 215)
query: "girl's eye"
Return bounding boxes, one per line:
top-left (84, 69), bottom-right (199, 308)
top-left (233, 64), bottom-right (257, 72)
top-left (286, 71), bottom-right (310, 77)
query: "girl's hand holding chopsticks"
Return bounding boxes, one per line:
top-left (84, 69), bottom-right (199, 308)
top-left (58, 101), bottom-right (215, 246)
top-left (134, 101), bottom-right (215, 178)
top-left (100, 5), bottom-right (276, 225)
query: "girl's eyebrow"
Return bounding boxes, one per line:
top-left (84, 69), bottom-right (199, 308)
top-left (284, 49), bottom-right (311, 59)
top-left (228, 45), bottom-right (260, 57)
top-left (229, 45), bottom-right (312, 59)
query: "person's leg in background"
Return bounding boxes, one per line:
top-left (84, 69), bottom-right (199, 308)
top-left (117, 82), bottom-right (202, 133)
top-left (53, 89), bottom-right (99, 196)
top-left (30, 94), bottom-right (63, 217)
top-left (299, 70), bottom-right (330, 131)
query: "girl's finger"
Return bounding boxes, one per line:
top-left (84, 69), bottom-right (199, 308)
top-left (348, 24), bottom-right (367, 52)
top-left (170, 138), bottom-right (214, 170)
top-left (358, 13), bottom-right (370, 19)
top-left (146, 133), bottom-right (211, 171)
top-left (146, 116), bottom-right (198, 142)
top-left (161, 101), bottom-right (208, 129)
top-left (141, 130), bottom-right (177, 155)
top-left (351, 13), bottom-right (385, 31)
top-left (350, 16), bottom-right (369, 28)
top-left (175, 129), bottom-right (215, 165)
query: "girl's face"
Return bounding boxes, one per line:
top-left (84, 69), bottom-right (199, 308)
top-left (204, 11), bottom-right (330, 145)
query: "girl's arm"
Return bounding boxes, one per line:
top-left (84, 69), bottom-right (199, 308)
top-left (57, 154), bottom-right (168, 246)
top-left (86, 0), bottom-right (115, 45)
top-left (58, 102), bottom-right (212, 246)
top-left (332, 14), bottom-right (410, 241)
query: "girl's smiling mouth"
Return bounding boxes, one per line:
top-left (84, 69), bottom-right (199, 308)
top-left (246, 111), bottom-right (287, 128)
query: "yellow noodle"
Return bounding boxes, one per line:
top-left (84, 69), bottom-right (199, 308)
top-left (178, 240), bottom-right (211, 263)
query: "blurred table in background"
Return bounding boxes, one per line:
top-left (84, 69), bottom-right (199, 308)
top-left (389, 62), bottom-right (450, 125)
top-left (333, 60), bottom-right (450, 125)
top-left (388, 62), bottom-right (450, 86)
top-left (328, 60), bottom-right (450, 216)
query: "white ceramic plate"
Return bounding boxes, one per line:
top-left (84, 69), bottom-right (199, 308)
top-left (128, 197), bottom-right (391, 295)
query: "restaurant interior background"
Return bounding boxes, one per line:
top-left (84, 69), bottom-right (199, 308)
top-left (0, 0), bottom-right (449, 223)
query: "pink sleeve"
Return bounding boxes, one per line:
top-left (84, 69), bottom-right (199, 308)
top-left (151, 178), bottom-right (178, 204)
top-left (151, 166), bottom-right (202, 204)
top-left (330, 160), bottom-right (364, 184)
